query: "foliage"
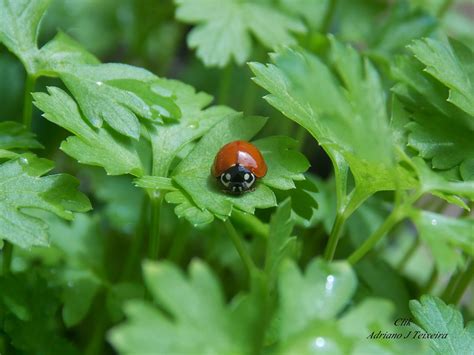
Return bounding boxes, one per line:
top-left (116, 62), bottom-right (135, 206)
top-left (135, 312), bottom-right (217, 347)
top-left (0, 0), bottom-right (473, 354)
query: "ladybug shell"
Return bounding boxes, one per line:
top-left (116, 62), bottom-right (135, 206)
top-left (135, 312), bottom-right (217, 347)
top-left (211, 140), bottom-right (267, 178)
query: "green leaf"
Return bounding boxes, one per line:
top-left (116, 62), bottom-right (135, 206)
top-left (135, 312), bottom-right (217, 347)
top-left (40, 213), bottom-right (105, 327)
top-left (277, 259), bottom-right (357, 341)
top-left (0, 121), bottom-right (43, 151)
top-left (250, 37), bottom-right (408, 211)
top-left (36, 31), bottom-right (100, 74)
top-left (408, 38), bottom-right (474, 116)
top-left (412, 158), bottom-right (474, 208)
top-left (165, 190), bottom-right (214, 227)
top-left (47, 213), bottom-right (104, 273)
top-left (174, 0), bottom-right (305, 67)
top-left (264, 198), bottom-right (296, 289)
top-left (393, 39), bottom-right (474, 176)
top-left (148, 78), bottom-right (233, 177)
top-left (410, 295), bottom-right (474, 354)
top-left (0, 153), bottom-right (91, 248)
top-left (254, 136), bottom-right (309, 190)
top-left (33, 87), bottom-right (144, 176)
top-left (83, 169), bottom-right (145, 233)
top-left (0, 271), bottom-right (79, 355)
top-left (278, 0), bottom-right (329, 31)
top-left (275, 175), bottom-right (319, 227)
top-left (61, 269), bottom-right (101, 328)
top-left (58, 64), bottom-right (180, 139)
top-left (0, 0), bottom-right (51, 73)
top-left (410, 210), bottom-right (474, 273)
top-left (109, 260), bottom-right (263, 354)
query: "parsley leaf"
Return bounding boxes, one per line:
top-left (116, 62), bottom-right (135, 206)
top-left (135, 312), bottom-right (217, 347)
top-left (109, 260), bottom-right (263, 354)
top-left (58, 64), bottom-right (181, 139)
top-left (0, 121), bottom-right (43, 152)
top-left (0, 154), bottom-right (91, 248)
top-left (277, 259), bottom-right (356, 341)
top-left (410, 295), bottom-right (474, 354)
top-left (174, 0), bottom-right (305, 67)
top-left (147, 78), bottom-right (234, 177)
top-left (0, 271), bottom-right (79, 355)
top-left (264, 198), bottom-right (296, 289)
top-left (393, 38), bottom-right (474, 178)
top-left (33, 87), bottom-right (144, 176)
top-left (0, 0), bottom-right (51, 73)
top-left (1, 5), bottom-right (181, 139)
top-left (410, 210), bottom-right (474, 273)
top-left (409, 38), bottom-right (474, 116)
top-left (250, 37), bottom-right (411, 213)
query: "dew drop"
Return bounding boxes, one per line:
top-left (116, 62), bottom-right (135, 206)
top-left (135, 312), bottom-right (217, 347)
top-left (325, 275), bottom-right (335, 291)
top-left (67, 281), bottom-right (74, 288)
top-left (153, 105), bottom-right (170, 118)
top-left (96, 81), bottom-right (103, 86)
top-left (313, 337), bottom-right (326, 349)
top-left (20, 157), bottom-right (29, 165)
top-left (431, 219), bottom-right (438, 226)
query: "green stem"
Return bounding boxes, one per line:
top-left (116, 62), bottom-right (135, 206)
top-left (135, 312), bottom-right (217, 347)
top-left (348, 207), bottom-right (404, 265)
top-left (148, 195), bottom-right (163, 259)
top-left (224, 219), bottom-right (257, 275)
top-left (231, 210), bottom-right (269, 240)
top-left (242, 75), bottom-right (258, 115)
top-left (218, 64), bottom-right (233, 105)
top-left (2, 241), bottom-right (13, 275)
top-left (122, 197), bottom-right (149, 279)
top-left (167, 220), bottom-right (191, 263)
top-left (323, 212), bottom-right (346, 261)
top-left (449, 258), bottom-right (474, 305)
top-left (322, 0), bottom-right (338, 33)
top-left (84, 293), bottom-right (108, 355)
top-left (421, 267), bottom-right (438, 295)
top-left (441, 269), bottom-right (463, 302)
top-left (294, 125), bottom-right (307, 151)
top-left (396, 237), bottom-right (419, 272)
top-left (22, 75), bottom-right (36, 128)
top-left (437, 0), bottom-right (454, 18)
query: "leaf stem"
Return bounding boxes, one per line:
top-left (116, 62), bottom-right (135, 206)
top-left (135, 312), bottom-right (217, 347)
top-left (231, 210), bottom-right (269, 239)
top-left (396, 237), bottom-right (419, 272)
top-left (148, 195), bottom-right (163, 259)
top-left (294, 125), bottom-right (307, 151)
top-left (322, 0), bottom-right (339, 33)
top-left (348, 206), bottom-right (404, 265)
top-left (441, 268), bottom-right (463, 301)
top-left (22, 75), bottom-right (36, 128)
top-left (2, 241), bottom-right (13, 275)
top-left (224, 219), bottom-right (257, 275)
top-left (449, 258), bottom-right (474, 305)
top-left (218, 64), bottom-right (233, 105)
top-left (122, 197), bottom-right (149, 279)
top-left (323, 211), bottom-right (346, 261)
top-left (421, 266), bottom-right (438, 295)
top-left (437, 0), bottom-right (454, 18)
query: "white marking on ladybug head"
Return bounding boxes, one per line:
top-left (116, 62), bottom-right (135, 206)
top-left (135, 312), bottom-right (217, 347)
top-left (244, 173), bottom-right (250, 181)
top-left (220, 173), bottom-right (230, 187)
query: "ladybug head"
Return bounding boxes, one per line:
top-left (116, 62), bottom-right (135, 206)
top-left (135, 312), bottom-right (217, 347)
top-left (219, 164), bottom-right (256, 194)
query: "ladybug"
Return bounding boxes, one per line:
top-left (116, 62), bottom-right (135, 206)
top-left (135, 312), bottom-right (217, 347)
top-left (211, 140), bottom-right (267, 194)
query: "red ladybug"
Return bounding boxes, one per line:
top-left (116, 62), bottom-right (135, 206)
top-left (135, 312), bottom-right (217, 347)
top-left (211, 140), bottom-right (267, 194)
